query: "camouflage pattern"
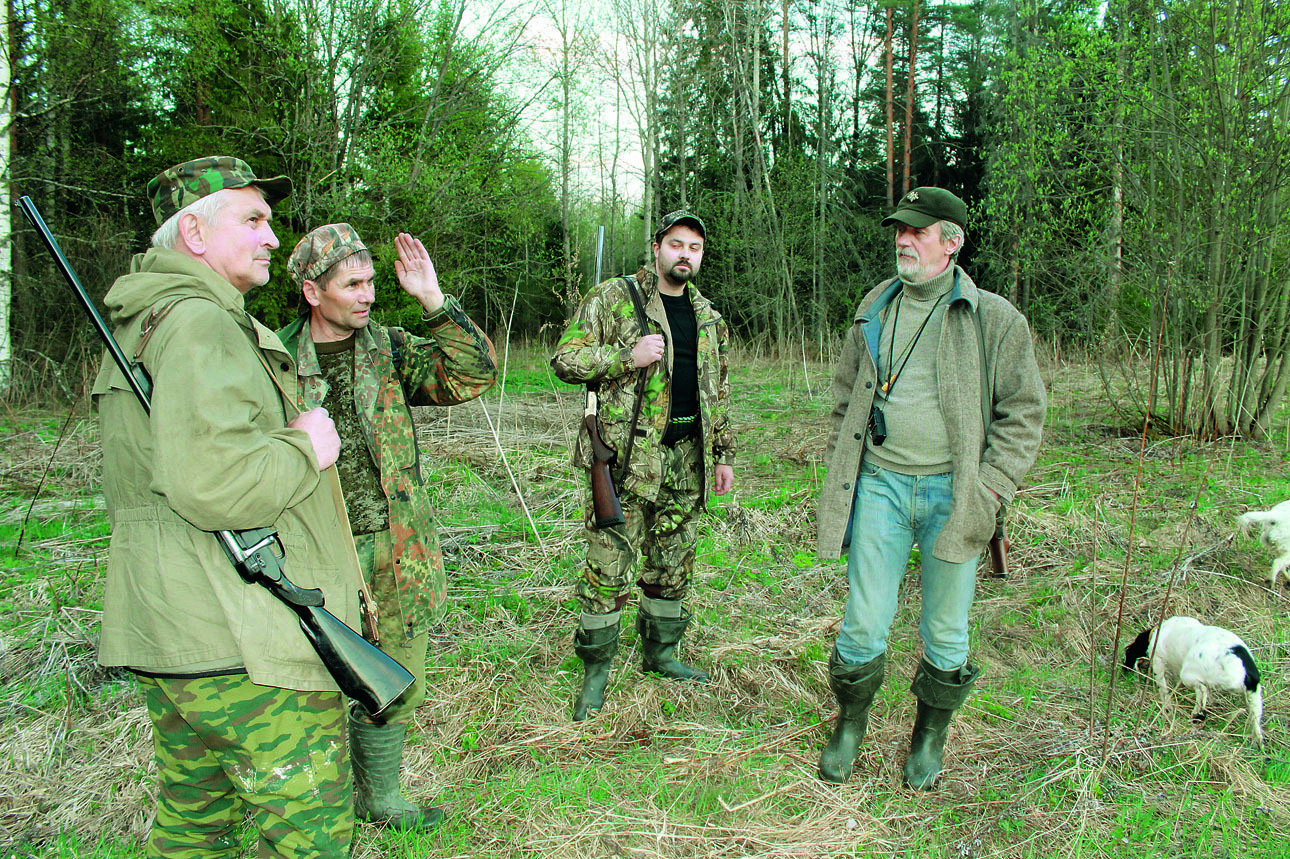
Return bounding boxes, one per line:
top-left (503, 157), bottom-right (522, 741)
top-left (551, 267), bottom-right (735, 505)
top-left (314, 341), bottom-right (389, 534)
top-left (576, 436), bottom-right (704, 613)
top-left (287, 223), bottom-right (369, 285)
top-left (654, 209), bottom-right (707, 242)
top-left (277, 299), bottom-right (497, 637)
top-left (354, 529), bottom-right (429, 724)
top-left (141, 673), bottom-right (352, 858)
top-left (147, 156), bottom-right (291, 225)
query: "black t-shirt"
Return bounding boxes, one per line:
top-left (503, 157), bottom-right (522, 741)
top-left (661, 289), bottom-right (699, 446)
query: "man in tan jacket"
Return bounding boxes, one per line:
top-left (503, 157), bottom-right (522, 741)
top-left (94, 157), bottom-right (360, 857)
top-left (815, 188), bottom-right (1045, 790)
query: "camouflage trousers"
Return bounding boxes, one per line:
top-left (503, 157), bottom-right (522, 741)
top-left (576, 436), bottom-right (703, 614)
top-left (140, 673), bottom-right (352, 859)
top-left (354, 529), bottom-right (428, 724)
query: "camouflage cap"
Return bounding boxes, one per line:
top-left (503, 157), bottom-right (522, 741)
top-left (147, 156), bottom-right (292, 226)
top-left (654, 210), bottom-right (707, 243)
top-left (881, 187), bottom-right (967, 230)
top-left (288, 223), bottom-right (369, 286)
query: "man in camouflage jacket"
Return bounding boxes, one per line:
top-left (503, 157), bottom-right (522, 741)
top-left (552, 210), bottom-right (736, 721)
top-left (278, 224), bottom-right (496, 830)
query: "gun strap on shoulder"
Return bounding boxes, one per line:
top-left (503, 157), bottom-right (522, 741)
top-left (616, 275), bottom-right (651, 484)
top-left (972, 298), bottom-right (1006, 529)
top-left (135, 298), bottom-right (190, 361)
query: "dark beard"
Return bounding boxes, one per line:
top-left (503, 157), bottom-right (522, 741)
top-left (665, 263), bottom-right (695, 284)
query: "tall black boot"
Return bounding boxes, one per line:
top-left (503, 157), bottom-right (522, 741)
top-left (348, 711), bottom-right (444, 831)
top-left (902, 658), bottom-right (980, 791)
top-left (636, 600), bottom-right (709, 682)
top-left (573, 614), bottom-right (621, 721)
top-left (818, 649), bottom-right (886, 783)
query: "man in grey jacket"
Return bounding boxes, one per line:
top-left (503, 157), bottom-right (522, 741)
top-left (814, 188), bottom-right (1045, 789)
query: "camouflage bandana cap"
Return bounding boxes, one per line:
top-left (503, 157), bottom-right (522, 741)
top-left (654, 210), bottom-right (707, 243)
top-left (147, 156), bottom-right (292, 226)
top-left (881, 187), bottom-right (967, 230)
top-left (288, 223), bottom-right (369, 286)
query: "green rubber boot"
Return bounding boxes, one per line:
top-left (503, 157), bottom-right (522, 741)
top-left (902, 658), bottom-right (979, 791)
top-left (637, 602), bottom-right (709, 682)
top-left (573, 616), bottom-right (621, 721)
top-left (818, 650), bottom-right (886, 783)
top-left (349, 713), bottom-right (444, 830)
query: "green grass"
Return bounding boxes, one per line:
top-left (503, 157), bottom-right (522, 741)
top-left (5, 350), bottom-right (1290, 858)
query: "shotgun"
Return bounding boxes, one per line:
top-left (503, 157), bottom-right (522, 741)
top-left (584, 388), bottom-right (626, 529)
top-left (18, 195), bottom-right (413, 717)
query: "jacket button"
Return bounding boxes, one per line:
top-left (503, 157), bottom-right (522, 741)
top-left (865, 381), bottom-right (873, 389)
top-left (842, 482), bottom-right (850, 491)
top-left (854, 432), bottom-right (863, 440)
top-left (280, 362), bottom-right (290, 371)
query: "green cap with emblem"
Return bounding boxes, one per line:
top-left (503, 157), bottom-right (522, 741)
top-left (147, 156), bottom-right (292, 226)
top-left (881, 187), bottom-right (967, 230)
top-left (288, 223), bottom-right (369, 286)
top-left (654, 209), bottom-right (707, 243)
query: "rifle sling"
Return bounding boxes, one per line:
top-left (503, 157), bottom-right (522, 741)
top-left (972, 295), bottom-right (1007, 535)
top-left (615, 275), bottom-right (652, 485)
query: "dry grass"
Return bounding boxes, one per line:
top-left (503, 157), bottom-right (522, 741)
top-left (2, 350), bottom-right (1289, 858)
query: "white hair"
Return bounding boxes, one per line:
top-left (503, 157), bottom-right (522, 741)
top-left (938, 220), bottom-right (964, 248)
top-left (150, 186), bottom-right (257, 249)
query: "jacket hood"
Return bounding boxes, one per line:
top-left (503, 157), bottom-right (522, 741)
top-left (104, 247), bottom-right (245, 326)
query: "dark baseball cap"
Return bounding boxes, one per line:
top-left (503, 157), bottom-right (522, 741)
top-left (147, 156), bottom-right (292, 226)
top-left (881, 187), bottom-right (967, 230)
top-left (654, 210), bottom-right (707, 243)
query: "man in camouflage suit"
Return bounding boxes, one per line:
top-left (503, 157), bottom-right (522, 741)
top-left (278, 223), bottom-right (496, 830)
top-left (552, 210), bottom-right (736, 721)
top-left (94, 157), bottom-right (357, 856)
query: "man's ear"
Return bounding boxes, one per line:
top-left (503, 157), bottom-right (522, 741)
top-left (177, 212), bottom-right (205, 255)
top-left (301, 280), bottom-right (323, 308)
top-left (944, 233), bottom-right (964, 256)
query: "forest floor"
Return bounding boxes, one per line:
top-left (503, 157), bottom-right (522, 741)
top-left (2, 344), bottom-right (1289, 859)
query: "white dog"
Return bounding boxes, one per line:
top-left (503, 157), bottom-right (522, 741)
top-left (1238, 499), bottom-right (1290, 588)
top-left (1123, 616), bottom-right (1264, 747)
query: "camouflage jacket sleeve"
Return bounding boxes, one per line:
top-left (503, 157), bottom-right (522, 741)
top-left (708, 312), bottom-right (736, 465)
top-left (550, 278), bottom-right (641, 386)
top-left (393, 295), bottom-right (498, 407)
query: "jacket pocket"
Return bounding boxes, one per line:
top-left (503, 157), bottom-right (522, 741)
top-left (966, 478), bottom-right (1003, 544)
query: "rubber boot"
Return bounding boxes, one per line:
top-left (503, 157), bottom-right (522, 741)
top-left (902, 658), bottom-right (980, 791)
top-left (637, 602), bottom-right (709, 682)
top-left (349, 712), bottom-right (444, 830)
top-left (573, 617), bottom-right (621, 721)
top-left (818, 650), bottom-right (886, 783)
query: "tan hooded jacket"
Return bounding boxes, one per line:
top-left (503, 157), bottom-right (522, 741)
top-left (92, 248), bottom-right (361, 691)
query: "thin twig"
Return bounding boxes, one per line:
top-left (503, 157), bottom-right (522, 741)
top-left (472, 398), bottom-right (546, 555)
top-left (14, 407), bottom-right (78, 560)
top-left (1102, 262), bottom-right (1172, 763)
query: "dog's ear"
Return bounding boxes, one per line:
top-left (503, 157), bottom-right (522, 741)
top-left (1123, 628), bottom-right (1152, 673)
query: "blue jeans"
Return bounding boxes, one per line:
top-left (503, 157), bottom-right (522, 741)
top-left (835, 460), bottom-right (977, 671)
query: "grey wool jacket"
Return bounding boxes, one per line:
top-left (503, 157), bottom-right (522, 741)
top-left (816, 266), bottom-right (1046, 563)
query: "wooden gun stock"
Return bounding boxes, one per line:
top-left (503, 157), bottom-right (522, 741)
top-left (584, 414), bottom-right (626, 529)
top-left (987, 517), bottom-right (1009, 579)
